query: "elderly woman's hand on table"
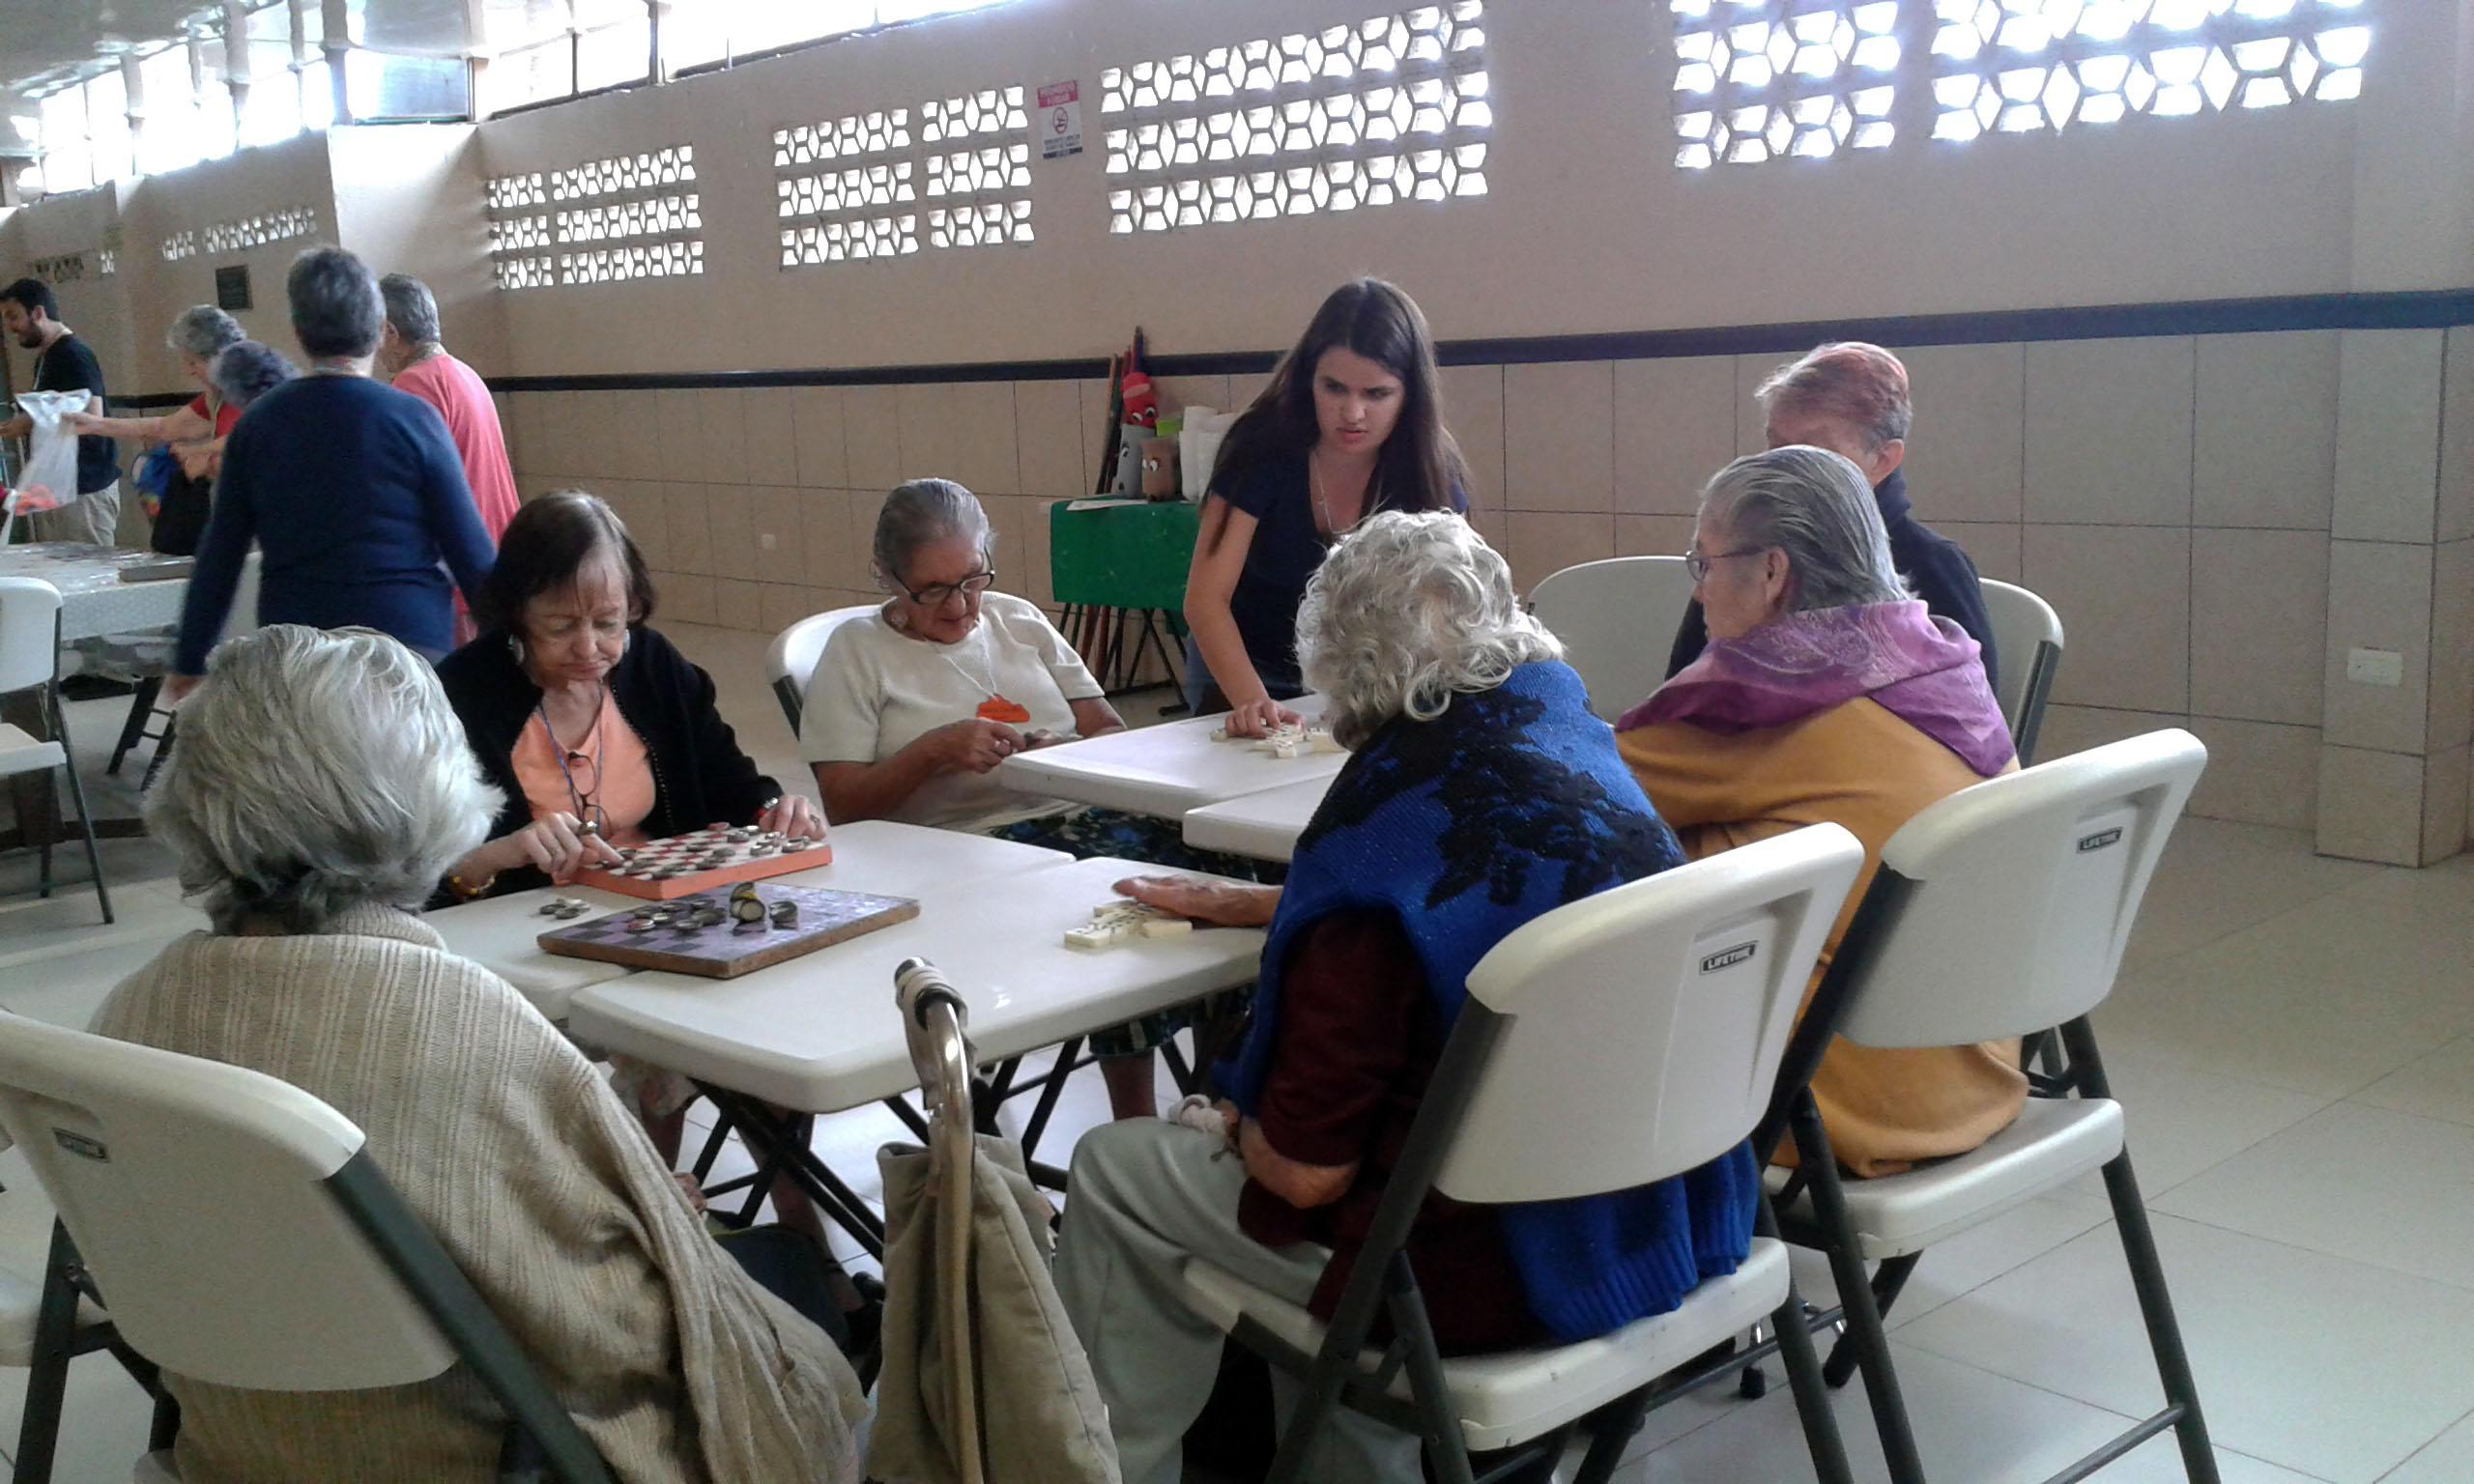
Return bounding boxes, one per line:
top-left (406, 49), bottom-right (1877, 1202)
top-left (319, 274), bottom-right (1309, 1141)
top-left (757, 794), bottom-right (826, 839)
top-left (1113, 873), bottom-right (1281, 928)
top-left (1215, 695), bottom-right (1306, 739)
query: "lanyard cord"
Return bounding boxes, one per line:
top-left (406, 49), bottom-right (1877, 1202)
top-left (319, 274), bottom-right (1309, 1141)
top-left (535, 685), bottom-right (606, 822)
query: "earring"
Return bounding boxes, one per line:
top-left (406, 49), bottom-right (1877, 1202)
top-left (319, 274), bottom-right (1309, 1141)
top-left (506, 634), bottom-right (526, 668)
top-left (619, 628), bottom-right (631, 660)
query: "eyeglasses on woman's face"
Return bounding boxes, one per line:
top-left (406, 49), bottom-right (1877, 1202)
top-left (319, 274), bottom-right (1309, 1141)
top-left (897, 567), bottom-right (997, 608)
top-left (1683, 546), bottom-right (1768, 583)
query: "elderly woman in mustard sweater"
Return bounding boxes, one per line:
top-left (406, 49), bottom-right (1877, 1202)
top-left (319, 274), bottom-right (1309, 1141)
top-left (1615, 445), bottom-right (2026, 1177)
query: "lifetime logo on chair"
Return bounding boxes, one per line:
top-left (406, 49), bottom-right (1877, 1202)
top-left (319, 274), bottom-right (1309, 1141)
top-left (1699, 941), bottom-right (1759, 974)
top-left (2076, 827), bottom-right (2124, 853)
top-left (50, 1128), bottom-right (109, 1162)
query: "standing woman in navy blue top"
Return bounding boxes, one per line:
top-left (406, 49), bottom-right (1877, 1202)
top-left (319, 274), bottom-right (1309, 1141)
top-left (1182, 278), bottom-right (1470, 736)
top-left (166, 246), bottom-right (494, 700)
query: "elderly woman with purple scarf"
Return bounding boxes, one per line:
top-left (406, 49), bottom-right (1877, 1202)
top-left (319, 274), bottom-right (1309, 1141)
top-left (1617, 445), bottom-right (2025, 1177)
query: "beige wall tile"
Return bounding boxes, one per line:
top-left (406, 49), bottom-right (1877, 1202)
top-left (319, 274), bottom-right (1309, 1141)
top-left (2423, 744), bottom-right (2468, 863)
top-left (2022, 525), bottom-right (2191, 714)
top-left (706, 484), bottom-right (756, 581)
top-left (1903, 342), bottom-right (2026, 525)
top-left (1227, 371), bottom-right (1272, 411)
top-left (663, 572), bottom-right (717, 627)
top-left (1504, 511), bottom-right (1614, 595)
top-left (2024, 337), bottom-right (2196, 526)
top-left (655, 390), bottom-right (702, 484)
top-left (759, 582), bottom-right (817, 638)
top-left (570, 390), bottom-right (620, 482)
top-left (791, 386), bottom-right (848, 489)
top-left (1080, 380), bottom-right (1117, 497)
top-left (1440, 363), bottom-right (1505, 515)
top-left (1733, 354), bottom-right (1772, 455)
top-left (2429, 538), bottom-right (2474, 754)
top-left (664, 483), bottom-right (714, 576)
top-left (2194, 330), bottom-right (2338, 529)
top-left (981, 494), bottom-right (1031, 595)
top-left (510, 392), bottom-right (554, 479)
top-left (948, 381), bottom-right (1021, 496)
top-left (2323, 539), bottom-right (2434, 755)
top-left (897, 382), bottom-right (958, 484)
top-left (2333, 328), bottom-right (2444, 543)
top-left (1504, 361), bottom-right (1614, 513)
top-left (2190, 528), bottom-right (2326, 726)
top-left (1933, 521), bottom-right (2023, 584)
top-left (1015, 382), bottom-right (1086, 499)
top-left (845, 385), bottom-right (904, 491)
top-left (799, 488), bottom-right (862, 592)
top-left (1152, 375), bottom-right (1229, 415)
top-left (2316, 744), bottom-right (2429, 865)
top-left (750, 486), bottom-right (805, 586)
top-left (1613, 357), bottom-right (1734, 518)
top-left (713, 577), bottom-right (762, 632)
top-left (1024, 497), bottom-right (1059, 606)
top-left (614, 390), bottom-right (662, 482)
top-left (621, 482), bottom-right (669, 570)
top-left (1615, 513), bottom-right (1696, 559)
top-left (2033, 703), bottom-right (2188, 761)
top-left (2186, 717), bottom-right (2319, 830)
top-left (1468, 502), bottom-right (1509, 559)
top-left (742, 388), bottom-right (800, 486)
top-left (700, 389), bottom-right (750, 485)
top-left (2443, 328), bottom-right (2474, 543)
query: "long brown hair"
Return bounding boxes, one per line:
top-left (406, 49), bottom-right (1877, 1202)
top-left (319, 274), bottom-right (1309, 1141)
top-left (1207, 279), bottom-right (1465, 534)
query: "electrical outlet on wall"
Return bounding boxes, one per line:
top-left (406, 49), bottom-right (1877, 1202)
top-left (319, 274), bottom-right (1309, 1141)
top-left (760, 532), bottom-right (777, 551)
top-left (2345, 647), bottom-right (2403, 687)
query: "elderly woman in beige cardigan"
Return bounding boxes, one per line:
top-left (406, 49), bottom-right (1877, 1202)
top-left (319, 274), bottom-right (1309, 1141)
top-left (94, 624), bottom-right (866, 1483)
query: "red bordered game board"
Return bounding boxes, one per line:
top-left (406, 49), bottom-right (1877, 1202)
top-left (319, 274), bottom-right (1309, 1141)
top-left (571, 825), bottom-right (835, 900)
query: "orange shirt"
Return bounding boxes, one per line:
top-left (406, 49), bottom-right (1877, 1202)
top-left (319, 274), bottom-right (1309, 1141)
top-left (509, 689), bottom-right (658, 848)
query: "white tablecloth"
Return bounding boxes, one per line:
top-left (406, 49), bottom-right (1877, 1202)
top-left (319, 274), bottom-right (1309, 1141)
top-left (0, 544), bottom-right (187, 643)
top-left (995, 694), bottom-right (1346, 820)
top-left (1180, 774), bottom-right (1331, 864)
top-left (565, 855), bottom-right (1266, 1115)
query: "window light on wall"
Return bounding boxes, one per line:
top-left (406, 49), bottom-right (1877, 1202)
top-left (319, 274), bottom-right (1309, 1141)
top-left (774, 86), bottom-right (1032, 266)
top-left (1671, 0), bottom-right (2373, 167)
top-left (1100, 1), bottom-right (1490, 235)
top-left (485, 145), bottom-right (703, 288)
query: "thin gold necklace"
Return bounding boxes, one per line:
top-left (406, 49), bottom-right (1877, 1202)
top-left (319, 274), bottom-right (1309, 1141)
top-left (1309, 447), bottom-right (1373, 541)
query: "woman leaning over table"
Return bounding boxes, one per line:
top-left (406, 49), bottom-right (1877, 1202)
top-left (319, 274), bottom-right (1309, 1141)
top-left (1180, 277), bottom-right (1470, 735)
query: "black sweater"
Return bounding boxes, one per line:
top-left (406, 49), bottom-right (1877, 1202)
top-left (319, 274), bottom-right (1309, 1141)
top-left (1664, 469), bottom-right (1999, 696)
top-left (436, 625), bottom-right (782, 900)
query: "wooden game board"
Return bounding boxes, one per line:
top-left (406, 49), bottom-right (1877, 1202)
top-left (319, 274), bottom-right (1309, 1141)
top-left (571, 825), bottom-right (834, 899)
top-left (536, 883), bottom-right (918, 978)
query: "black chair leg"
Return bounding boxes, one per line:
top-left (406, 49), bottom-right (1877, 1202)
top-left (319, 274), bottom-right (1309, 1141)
top-left (1387, 1256), bottom-right (1477, 1484)
top-left (14, 1223), bottom-right (82, 1484)
top-left (1822, 1251), bottom-right (1922, 1387)
top-left (107, 677), bottom-right (159, 776)
top-left (1759, 1192), bottom-right (1856, 1484)
top-left (1791, 1098), bottom-right (1927, 1484)
top-left (49, 683), bottom-right (112, 924)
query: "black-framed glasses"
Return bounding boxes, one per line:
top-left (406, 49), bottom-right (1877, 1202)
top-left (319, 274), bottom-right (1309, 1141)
top-left (1683, 546), bottom-right (1768, 583)
top-left (897, 567), bottom-right (997, 607)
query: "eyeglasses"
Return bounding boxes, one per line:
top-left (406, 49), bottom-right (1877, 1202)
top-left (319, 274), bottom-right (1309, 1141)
top-left (897, 568), bottom-right (997, 607)
top-left (1683, 546), bottom-right (1769, 583)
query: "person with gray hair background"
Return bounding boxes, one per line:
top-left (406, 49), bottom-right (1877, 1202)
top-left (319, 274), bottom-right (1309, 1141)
top-left (164, 245), bottom-right (493, 700)
top-left (92, 623), bottom-right (868, 1482)
top-left (66, 303), bottom-right (245, 482)
top-left (1617, 444), bottom-right (2022, 1178)
top-left (380, 272), bottom-right (519, 644)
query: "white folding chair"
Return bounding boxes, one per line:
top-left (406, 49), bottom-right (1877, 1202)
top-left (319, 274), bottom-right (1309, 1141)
top-left (1527, 556), bottom-right (1699, 723)
top-left (1978, 579), bottom-right (2064, 764)
top-left (1179, 824), bottom-right (1870, 1484)
top-left (0, 578), bottom-right (111, 925)
top-left (0, 1012), bottom-right (614, 1484)
top-left (765, 603), bottom-right (880, 733)
top-left (1763, 729), bottom-right (2216, 1484)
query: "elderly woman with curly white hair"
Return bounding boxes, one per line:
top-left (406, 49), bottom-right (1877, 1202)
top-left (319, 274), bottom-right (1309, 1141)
top-left (1054, 512), bottom-right (1763, 1484)
top-left (91, 624), bottom-right (867, 1484)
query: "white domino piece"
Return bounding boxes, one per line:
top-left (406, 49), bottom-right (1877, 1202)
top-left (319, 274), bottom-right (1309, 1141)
top-left (1063, 900), bottom-right (1194, 951)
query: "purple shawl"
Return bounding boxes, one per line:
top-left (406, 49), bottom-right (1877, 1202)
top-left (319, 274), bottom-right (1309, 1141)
top-left (1617, 600), bottom-right (2014, 777)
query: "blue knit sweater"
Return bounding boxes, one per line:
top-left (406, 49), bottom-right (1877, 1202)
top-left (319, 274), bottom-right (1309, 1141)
top-left (1218, 661), bottom-right (1760, 1343)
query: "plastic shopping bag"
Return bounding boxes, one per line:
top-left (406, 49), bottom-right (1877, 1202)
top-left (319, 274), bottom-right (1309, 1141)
top-left (10, 390), bottom-right (87, 514)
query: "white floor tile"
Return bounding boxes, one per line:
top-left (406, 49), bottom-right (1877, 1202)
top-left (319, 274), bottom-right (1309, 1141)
top-left (0, 1344), bottom-right (162, 1483)
top-left (2065, 1046), bottom-right (2336, 1199)
top-left (2376, 1409), bottom-right (2474, 1483)
top-left (2348, 1035), bottom-right (2474, 1130)
top-left (2122, 820), bottom-right (2393, 968)
top-left (2151, 1101), bottom-right (2474, 1292)
top-left (1896, 1213), bottom-right (2474, 1483)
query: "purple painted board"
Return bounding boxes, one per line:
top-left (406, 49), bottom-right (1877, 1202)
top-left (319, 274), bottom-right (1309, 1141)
top-left (536, 883), bottom-right (920, 979)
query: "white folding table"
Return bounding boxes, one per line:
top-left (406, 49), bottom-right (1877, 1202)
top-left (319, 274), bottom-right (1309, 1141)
top-left (994, 695), bottom-right (1345, 821)
top-left (1179, 774), bottom-right (1332, 864)
top-left (426, 818), bottom-right (1072, 1020)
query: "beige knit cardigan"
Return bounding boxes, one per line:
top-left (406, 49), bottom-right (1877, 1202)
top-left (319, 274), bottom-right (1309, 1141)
top-left (91, 904), bottom-right (868, 1483)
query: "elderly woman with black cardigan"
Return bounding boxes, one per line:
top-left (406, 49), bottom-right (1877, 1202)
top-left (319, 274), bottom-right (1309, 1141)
top-left (436, 490), bottom-right (820, 903)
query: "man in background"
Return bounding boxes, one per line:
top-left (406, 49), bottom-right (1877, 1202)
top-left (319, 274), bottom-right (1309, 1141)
top-left (378, 272), bottom-right (518, 644)
top-left (1, 277), bottom-right (122, 545)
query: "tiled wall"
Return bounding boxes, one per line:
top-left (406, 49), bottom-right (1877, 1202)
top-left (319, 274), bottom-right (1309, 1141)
top-left (497, 323), bottom-right (2474, 862)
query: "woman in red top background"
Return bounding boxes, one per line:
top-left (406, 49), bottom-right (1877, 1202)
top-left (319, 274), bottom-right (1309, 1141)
top-left (67, 304), bottom-right (246, 481)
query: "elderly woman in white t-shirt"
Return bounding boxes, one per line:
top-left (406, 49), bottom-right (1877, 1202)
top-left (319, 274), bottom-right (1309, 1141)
top-left (803, 478), bottom-right (1256, 1118)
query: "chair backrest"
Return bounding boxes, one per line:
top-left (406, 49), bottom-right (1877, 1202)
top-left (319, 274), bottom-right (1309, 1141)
top-left (0, 1013), bottom-right (455, 1389)
top-left (1436, 823), bottom-right (1866, 1205)
top-left (1527, 556), bottom-right (1699, 724)
top-left (1978, 579), bottom-right (2064, 762)
top-left (766, 603), bottom-right (881, 732)
top-left (1831, 728), bottom-right (2204, 1050)
top-left (0, 578), bottom-right (63, 698)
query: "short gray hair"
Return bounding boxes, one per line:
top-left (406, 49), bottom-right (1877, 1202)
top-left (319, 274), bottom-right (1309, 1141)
top-left (871, 478), bottom-right (993, 591)
top-left (1298, 510), bottom-right (1562, 750)
top-left (378, 273), bottom-right (441, 346)
top-left (1698, 446), bottom-right (1907, 614)
top-left (166, 304), bottom-right (243, 360)
top-left (145, 625), bottom-right (502, 934)
top-left (287, 245), bottom-right (384, 359)
top-left (207, 341), bottom-right (297, 411)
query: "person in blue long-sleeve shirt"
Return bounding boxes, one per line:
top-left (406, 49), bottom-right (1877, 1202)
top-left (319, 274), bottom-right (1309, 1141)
top-left (170, 246), bottom-right (493, 696)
